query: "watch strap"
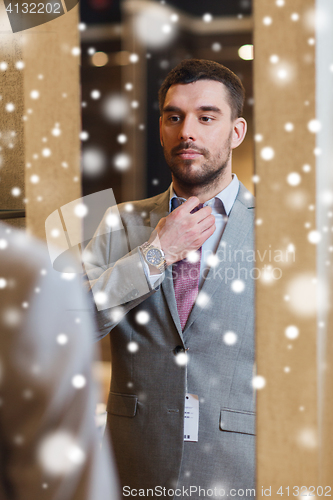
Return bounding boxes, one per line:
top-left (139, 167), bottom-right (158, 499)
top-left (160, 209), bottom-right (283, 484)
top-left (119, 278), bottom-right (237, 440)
top-left (140, 242), bottom-right (167, 272)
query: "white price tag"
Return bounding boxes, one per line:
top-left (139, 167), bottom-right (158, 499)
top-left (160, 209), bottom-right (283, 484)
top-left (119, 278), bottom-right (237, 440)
top-left (184, 393), bottom-right (199, 442)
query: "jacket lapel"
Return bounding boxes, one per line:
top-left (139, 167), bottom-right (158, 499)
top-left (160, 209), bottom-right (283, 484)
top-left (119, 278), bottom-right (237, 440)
top-left (149, 190), bottom-right (170, 229)
top-left (182, 184), bottom-right (255, 341)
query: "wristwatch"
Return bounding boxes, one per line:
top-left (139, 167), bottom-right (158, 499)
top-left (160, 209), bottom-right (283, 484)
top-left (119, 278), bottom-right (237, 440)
top-left (140, 242), bottom-right (167, 272)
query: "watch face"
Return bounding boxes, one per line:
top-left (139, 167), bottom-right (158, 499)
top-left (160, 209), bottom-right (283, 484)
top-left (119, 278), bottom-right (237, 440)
top-left (146, 248), bottom-right (162, 266)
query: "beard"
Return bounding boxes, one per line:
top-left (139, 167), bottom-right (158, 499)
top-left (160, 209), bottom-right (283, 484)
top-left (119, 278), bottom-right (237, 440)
top-left (163, 134), bottom-right (232, 190)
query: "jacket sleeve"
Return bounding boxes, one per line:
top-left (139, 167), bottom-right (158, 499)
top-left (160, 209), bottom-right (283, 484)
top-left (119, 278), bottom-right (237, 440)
top-left (82, 206), bottom-right (162, 340)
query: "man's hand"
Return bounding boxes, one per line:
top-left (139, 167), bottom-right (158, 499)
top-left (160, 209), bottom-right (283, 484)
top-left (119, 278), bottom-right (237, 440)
top-left (149, 197), bottom-right (216, 266)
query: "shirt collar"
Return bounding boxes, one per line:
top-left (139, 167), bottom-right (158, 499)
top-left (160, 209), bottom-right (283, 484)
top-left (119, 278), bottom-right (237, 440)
top-left (169, 173), bottom-right (239, 216)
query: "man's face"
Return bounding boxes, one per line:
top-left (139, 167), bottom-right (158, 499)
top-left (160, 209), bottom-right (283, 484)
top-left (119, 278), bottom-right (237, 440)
top-left (160, 80), bottom-right (243, 189)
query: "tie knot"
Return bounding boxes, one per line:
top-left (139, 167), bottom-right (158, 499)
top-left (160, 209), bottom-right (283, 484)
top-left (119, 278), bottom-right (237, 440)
top-left (171, 197), bottom-right (186, 211)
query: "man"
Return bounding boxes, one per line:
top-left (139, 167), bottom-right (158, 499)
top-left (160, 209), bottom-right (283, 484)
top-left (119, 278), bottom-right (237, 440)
top-left (0, 222), bottom-right (120, 500)
top-left (85, 59), bottom-right (255, 499)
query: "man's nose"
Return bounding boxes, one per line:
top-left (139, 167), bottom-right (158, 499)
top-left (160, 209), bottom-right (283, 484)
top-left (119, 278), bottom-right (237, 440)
top-left (178, 117), bottom-right (196, 142)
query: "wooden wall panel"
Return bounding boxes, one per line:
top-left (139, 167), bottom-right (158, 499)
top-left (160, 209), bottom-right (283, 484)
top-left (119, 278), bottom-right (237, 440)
top-left (254, 0), bottom-right (321, 494)
top-left (0, 2), bottom-right (81, 239)
top-left (0, 1), bottom-right (25, 228)
top-left (22, 7), bottom-right (81, 240)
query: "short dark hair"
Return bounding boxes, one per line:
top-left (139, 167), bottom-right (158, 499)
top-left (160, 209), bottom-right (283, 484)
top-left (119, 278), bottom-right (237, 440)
top-left (158, 59), bottom-right (245, 120)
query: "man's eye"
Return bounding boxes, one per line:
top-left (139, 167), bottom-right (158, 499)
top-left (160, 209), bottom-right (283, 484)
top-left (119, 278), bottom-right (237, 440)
top-left (201, 116), bottom-right (213, 122)
top-left (169, 116), bottom-right (180, 122)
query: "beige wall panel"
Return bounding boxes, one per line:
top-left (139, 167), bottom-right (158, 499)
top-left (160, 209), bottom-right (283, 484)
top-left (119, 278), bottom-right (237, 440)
top-left (22, 7), bottom-right (81, 240)
top-left (254, 0), bottom-right (320, 493)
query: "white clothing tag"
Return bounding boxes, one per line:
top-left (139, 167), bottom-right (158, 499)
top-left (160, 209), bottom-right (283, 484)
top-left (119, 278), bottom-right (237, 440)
top-left (184, 393), bottom-right (199, 442)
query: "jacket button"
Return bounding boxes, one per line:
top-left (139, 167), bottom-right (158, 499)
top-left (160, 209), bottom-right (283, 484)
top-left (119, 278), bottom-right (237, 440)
top-left (174, 346), bottom-right (185, 355)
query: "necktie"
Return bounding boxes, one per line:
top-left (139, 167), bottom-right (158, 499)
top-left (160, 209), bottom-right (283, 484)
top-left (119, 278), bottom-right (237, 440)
top-left (172, 202), bottom-right (203, 330)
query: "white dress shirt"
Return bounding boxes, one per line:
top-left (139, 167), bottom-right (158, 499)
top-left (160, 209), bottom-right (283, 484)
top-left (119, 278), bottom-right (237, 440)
top-left (146, 174), bottom-right (240, 288)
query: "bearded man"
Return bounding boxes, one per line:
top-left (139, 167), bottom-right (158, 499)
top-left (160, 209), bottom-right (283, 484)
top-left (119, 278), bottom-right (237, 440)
top-left (85, 59), bottom-right (255, 499)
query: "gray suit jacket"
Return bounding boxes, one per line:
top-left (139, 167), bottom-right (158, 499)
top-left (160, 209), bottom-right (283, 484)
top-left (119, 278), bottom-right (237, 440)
top-left (85, 182), bottom-right (255, 498)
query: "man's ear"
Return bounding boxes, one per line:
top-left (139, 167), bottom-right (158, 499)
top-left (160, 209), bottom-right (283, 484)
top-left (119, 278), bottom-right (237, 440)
top-left (231, 117), bottom-right (247, 150)
top-left (159, 116), bottom-right (164, 147)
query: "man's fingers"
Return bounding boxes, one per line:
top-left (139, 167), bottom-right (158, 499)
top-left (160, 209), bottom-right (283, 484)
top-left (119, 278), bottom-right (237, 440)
top-left (198, 213), bottom-right (215, 231)
top-left (171, 198), bottom-right (212, 221)
top-left (191, 205), bottom-right (212, 223)
top-left (200, 222), bottom-right (216, 243)
top-left (175, 196), bottom-right (200, 213)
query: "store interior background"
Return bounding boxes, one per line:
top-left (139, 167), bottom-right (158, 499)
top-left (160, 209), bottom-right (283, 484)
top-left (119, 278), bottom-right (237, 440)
top-left (79, 0), bottom-right (254, 395)
top-left (80, 0), bottom-right (254, 204)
